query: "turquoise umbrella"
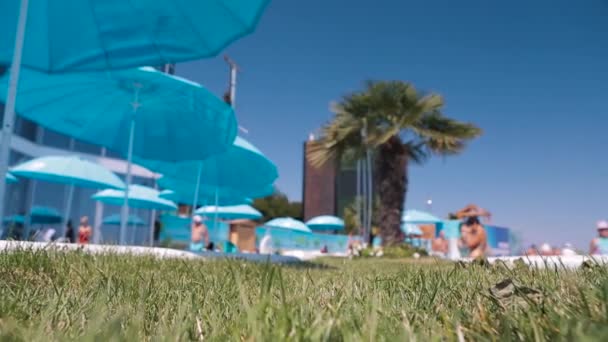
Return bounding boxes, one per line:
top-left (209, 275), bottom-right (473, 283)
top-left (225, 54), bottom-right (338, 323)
top-left (10, 155), bottom-right (125, 238)
top-left (103, 214), bottom-right (146, 227)
top-left (195, 205), bottom-right (262, 221)
top-left (0, 0), bottom-right (270, 72)
top-left (29, 206), bottom-right (62, 224)
top-left (1, 67), bottom-right (237, 244)
top-left (92, 185), bottom-right (177, 211)
top-left (3, 215), bottom-right (24, 225)
top-left (306, 215), bottom-right (345, 231)
top-left (137, 137), bottom-right (278, 198)
top-left (10, 156), bottom-right (125, 190)
top-left (0, 67), bottom-right (237, 163)
top-left (138, 136), bottom-right (276, 217)
top-left (402, 210), bottom-right (442, 224)
top-left (265, 217), bottom-right (312, 234)
top-left (3, 206), bottom-right (62, 225)
top-left (5, 173), bottom-right (17, 184)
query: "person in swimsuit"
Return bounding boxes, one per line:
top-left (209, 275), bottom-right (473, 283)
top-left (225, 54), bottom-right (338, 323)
top-left (190, 215), bottom-right (209, 252)
top-left (590, 220), bottom-right (608, 255)
top-left (78, 216), bottom-right (92, 244)
top-left (461, 216), bottom-right (487, 258)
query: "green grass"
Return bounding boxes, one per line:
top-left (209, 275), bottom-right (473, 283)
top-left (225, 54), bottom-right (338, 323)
top-left (0, 250), bottom-right (607, 341)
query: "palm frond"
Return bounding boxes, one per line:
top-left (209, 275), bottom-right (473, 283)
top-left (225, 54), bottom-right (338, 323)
top-left (414, 111), bottom-right (482, 155)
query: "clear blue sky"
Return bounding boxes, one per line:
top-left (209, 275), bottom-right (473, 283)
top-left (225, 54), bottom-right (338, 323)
top-left (175, 0), bottom-right (608, 249)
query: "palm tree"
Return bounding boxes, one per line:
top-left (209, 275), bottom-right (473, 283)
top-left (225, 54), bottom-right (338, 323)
top-left (308, 81), bottom-right (482, 246)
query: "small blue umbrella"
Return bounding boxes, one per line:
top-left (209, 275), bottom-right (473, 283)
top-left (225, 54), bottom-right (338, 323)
top-left (103, 214), bottom-right (146, 227)
top-left (306, 215), bottom-right (345, 231)
top-left (92, 185), bottom-right (177, 211)
top-left (10, 155), bottom-right (125, 238)
top-left (3, 206), bottom-right (62, 225)
top-left (5, 173), bottom-right (17, 184)
top-left (29, 206), bottom-right (62, 224)
top-left (402, 210), bottom-right (441, 224)
top-left (10, 156), bottom-right (125, 190)
top-left (265, 217), bottom-right (312, 234)
top-left (3, 215), bottom-right (24, 225)
top-left (195, 205), bottom-right (262, 221)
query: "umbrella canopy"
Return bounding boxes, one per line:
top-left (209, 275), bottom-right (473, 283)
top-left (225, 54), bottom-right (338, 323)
top-left (92, 185), bottom-right (177, 211)
top-left (265, 217), bottom-right (312, 233)
top-left (402, 210), bottom-right (441, 224)
top-left (136, 136), bottom-right (278, 197)
top-left (0, 67), bottom-right (237, 162)
top-left (29, 206), bottom-right (62, 224)
top-left (3, 215), bottom-right (24, 225)
top-left (10, 155), bottom-right (124, 189)
top-left (3, 206), bottom-right (62, 225)
top-left (158, 189), bottom-right (251, 207)
top-left (306, 215), bottom-right (345, 231)
top-left (103, 214), bottom-right (146, 227)
top-left (0, 0), bottom-right (270, 73)
top-left (5, 172), bottom-right (17, 184)
top-left (195, 205), bottom-right (262, 221)
top-left (158, 176), bottom-right (272, 204)
top-left (402, 223), bottom-right (423, 237)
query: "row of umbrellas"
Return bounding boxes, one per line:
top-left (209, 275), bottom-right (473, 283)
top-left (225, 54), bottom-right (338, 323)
top-left (0, 0), bottom-right (271, 242)
top-left (3, 206), bottom-right (143, 227)
top-left (4, 138), bottom-right (278, 242)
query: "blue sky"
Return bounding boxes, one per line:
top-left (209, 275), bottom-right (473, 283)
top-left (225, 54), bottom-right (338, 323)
top-left (175, 0), bottom-right (608, 249)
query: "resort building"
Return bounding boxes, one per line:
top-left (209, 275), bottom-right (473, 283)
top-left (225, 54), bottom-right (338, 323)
top-left (302, 134), bottom-right (375, 220)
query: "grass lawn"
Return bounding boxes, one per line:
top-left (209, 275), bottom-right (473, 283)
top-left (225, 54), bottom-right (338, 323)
top-left (0, 250), bottom-right (607, 341)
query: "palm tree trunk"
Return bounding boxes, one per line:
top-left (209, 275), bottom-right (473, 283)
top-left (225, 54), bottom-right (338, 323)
top-left (376, 136), bottom-right (407, 246)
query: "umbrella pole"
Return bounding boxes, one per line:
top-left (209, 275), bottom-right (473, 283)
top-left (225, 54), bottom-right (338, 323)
top-left (93, 201), bottom-right (103, 244)
top-left (213, 188), bottom-right (219, 234)
top-left (356, 159), bottom-right (362, 237)
top-left (120, 84), bottom-right (141, 245)
top-left (191, 162), bottom-right (202, 214)
top-left (130, 210), bottom-right (136, 244)
top-left (366, 148), bottom-right (373, 243)
top-left (360, 159), bottom-right (368, 244)
top-left (149, 180), bottom-right (158, 247)
top-left (22, 179), bottom-right (36, 241)
top-left (149, 208), bottom-right (156, 247)
top-left (0, 0), bottom-right (29, 229)
top-left (61, 185), bottom-right (75, 240)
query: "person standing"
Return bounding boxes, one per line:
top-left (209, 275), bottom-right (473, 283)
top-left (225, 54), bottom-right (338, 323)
top-left (590, 221), bottom-right (608, 255)
top-left (65, 219), bottom-right (75, 243)
top-left (78, 216), bottom-right (92, 244)
top-left (153, 219), bottom-right (162, 246)
top-left (190, 215), bottom-right (209, 252)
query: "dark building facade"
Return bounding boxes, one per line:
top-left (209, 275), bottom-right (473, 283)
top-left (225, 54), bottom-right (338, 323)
top-left (302, 140), bottom-right (336, 220)
top-left (302, 137), bottom-right (375, 220)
